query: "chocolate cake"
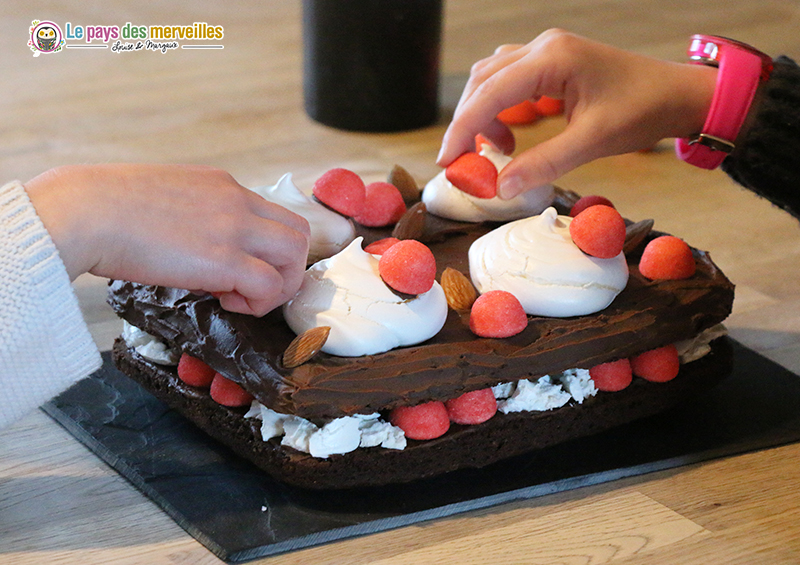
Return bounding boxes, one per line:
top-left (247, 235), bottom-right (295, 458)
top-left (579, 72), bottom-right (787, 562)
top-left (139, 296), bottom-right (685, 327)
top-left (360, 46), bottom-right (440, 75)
top-left (112, 336), bottom-right (732, 488)
top-left (108, 191), bottom-right (735, 489)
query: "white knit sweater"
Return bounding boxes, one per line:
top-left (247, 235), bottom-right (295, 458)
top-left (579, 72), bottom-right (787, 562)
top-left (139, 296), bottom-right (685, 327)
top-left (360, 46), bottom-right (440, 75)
top-left (0, 180), bottom-right (101, 428)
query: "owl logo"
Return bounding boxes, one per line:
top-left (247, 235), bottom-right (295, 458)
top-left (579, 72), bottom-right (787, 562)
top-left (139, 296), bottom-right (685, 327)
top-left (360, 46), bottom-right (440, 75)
top-left (29, 20), bottom-right (64, 56)
top-left (36, 26), bottom-right (57, 51)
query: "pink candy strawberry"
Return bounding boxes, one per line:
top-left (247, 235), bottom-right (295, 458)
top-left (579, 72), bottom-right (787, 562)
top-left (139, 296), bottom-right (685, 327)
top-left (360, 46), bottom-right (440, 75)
top-left (638, 236), bottom-right (696, 280)
top-left (353, 181), bottom-right (407, 227)
top-left (497, 100), bottom-right (539, 125)
top-left (378, 239), bottom-right (436, 295)
top-left (445, 388), bottom-right (497, 425)
top-left (533, 95), bottom-right (564, 117)
top-left (630, 344), bottom-right (680, 383)
top-left (210, 373), bottom-right (254, 407)
top-left (469, 290), bottom-right (528, 338)
top-left (589, 358), bottom-right (633, 392)
top-left (312, 168), bottom-right (366, 217)
top-left (569, 204), bottom-right (626, 259)
top-left (475, 133), bottom-right (494, 153)
top-left (474, 133), bottom-right (496, 152)
top-left (364, 237), bottom-right (400, 255)
top-left (445, 152), bottom-right (498, 199)
top-left (177, 353), bottom-right (216, 388)
top-left (389, 401), bottom-right (450, 440)
top-left (569, 195), bottom-right (615, 217)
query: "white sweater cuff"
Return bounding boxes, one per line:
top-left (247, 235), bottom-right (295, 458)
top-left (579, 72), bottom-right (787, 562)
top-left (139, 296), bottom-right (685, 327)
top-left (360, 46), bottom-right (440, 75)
top-left (0, 180), bottom-right (101, 428)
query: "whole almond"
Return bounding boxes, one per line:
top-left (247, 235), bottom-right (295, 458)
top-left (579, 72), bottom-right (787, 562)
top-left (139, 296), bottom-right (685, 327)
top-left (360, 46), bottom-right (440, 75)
top-left (388, 165), bottom-right (420, 204)
top-left (282, 326), bottom-right (331, 368)
top-left (392, 201), bottom-right (427, 240)
top-left (441, 267), bottom-right (478, 311)
top-left (623, 219), bottom-right (655, 254)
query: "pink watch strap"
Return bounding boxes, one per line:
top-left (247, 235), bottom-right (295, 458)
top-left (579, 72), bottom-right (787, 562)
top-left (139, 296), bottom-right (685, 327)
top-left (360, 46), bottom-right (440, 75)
top-left (675, 36), bottom-right (772, 170)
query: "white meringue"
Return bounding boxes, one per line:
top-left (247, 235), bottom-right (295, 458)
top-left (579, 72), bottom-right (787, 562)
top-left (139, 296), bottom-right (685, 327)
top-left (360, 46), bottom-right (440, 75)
top-left (469, 207), bottom-right (629, 317)
top-left (250, 172), bottom-right (356, 263)
top-left (421, 144), bottom-right (554, 222)
top-left (283, 238), bottom-right (448, 357)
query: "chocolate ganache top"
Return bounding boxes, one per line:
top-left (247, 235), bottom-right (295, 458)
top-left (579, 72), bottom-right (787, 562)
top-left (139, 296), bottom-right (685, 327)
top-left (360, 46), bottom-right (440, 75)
top-left (108, 205), bottom-right (734, 422)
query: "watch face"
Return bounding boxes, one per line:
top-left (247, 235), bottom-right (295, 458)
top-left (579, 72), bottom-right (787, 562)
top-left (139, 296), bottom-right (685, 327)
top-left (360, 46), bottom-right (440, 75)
top-left (704, 35), bottom-right (753, 51)
top-left (689, 35), bottom-right (745, 64)
top-left (687, 34), bottom-right (772, 79)
top-left (689, 39), bottom-right (720, 65)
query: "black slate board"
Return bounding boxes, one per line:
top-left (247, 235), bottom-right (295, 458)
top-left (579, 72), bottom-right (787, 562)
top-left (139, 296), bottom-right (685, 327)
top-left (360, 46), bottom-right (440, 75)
top-left (43, 340), bottom-right (800, 563)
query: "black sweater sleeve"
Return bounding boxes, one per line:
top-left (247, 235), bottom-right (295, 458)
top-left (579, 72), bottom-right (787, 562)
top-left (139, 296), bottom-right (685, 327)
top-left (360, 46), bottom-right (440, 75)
top-left (721, 55), bottom-right (800, 218)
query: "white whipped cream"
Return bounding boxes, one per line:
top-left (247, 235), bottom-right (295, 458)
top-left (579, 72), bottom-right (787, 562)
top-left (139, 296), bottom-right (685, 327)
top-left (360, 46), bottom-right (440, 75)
top-left (245, 402), bottom-right (406, 458)
top-left (497, 376), bottom-right (572, 413)
top-left (559, 368), bottom-right (598, 404)
top-left (421, 144), bottom-right (554, 222)
top-left (469, 207), bottom-right (629, 317)
top-left (494, 369), bottom-right (597, 414)
top-left (250, 172), bottom-right (356, 264)
top-left (283, 237), bottom-right (448, 357)
top-left (491, 381), bottom-right (515, 400)
top-left (122, 321), bottom-right (180, 366)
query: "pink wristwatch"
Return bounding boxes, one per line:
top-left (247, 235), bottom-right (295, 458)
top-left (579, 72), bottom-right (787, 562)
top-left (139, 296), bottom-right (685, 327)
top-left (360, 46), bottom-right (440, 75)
top-left (675, 35), bottom-right (773, 169)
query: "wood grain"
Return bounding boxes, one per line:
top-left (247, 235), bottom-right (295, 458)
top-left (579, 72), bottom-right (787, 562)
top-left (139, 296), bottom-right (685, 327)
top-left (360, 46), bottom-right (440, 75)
top-left (3, 1), bottom-right (800, 563)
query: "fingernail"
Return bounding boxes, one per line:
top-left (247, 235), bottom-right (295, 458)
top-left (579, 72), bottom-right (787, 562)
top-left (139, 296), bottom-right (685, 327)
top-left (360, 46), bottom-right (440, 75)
top-left (497, 176), bottom-right (523, 200)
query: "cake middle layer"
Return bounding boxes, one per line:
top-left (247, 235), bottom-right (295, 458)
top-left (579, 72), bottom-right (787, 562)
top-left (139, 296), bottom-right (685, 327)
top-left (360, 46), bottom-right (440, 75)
top-left (108, 220), bottom-right (735, 423)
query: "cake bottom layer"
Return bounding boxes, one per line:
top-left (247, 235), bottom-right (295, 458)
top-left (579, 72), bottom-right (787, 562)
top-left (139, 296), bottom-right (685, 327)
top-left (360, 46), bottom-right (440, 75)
top-left (112, 337), bottom-right (734, 490)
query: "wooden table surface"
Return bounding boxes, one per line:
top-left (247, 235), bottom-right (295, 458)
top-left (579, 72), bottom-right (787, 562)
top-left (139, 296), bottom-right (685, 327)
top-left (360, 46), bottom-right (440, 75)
top-left (4, 1), bottom-right (800, 563)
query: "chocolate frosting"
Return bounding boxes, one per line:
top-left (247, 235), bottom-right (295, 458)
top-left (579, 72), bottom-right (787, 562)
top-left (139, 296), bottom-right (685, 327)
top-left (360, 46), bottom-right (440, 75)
top-left (108, 211), bottom-right (734, 422)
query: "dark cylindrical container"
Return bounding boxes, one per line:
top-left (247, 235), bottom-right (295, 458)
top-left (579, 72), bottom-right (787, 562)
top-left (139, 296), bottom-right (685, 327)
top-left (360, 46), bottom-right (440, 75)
top-left (302, 0), bottom-right (442, 132)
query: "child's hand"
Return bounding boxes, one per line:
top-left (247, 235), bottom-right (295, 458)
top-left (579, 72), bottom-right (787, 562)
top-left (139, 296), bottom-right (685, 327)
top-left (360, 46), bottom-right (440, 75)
top-left (25, 163), bottom-right (310, 317)
top-left (437, 29), bottom-right (718, 198)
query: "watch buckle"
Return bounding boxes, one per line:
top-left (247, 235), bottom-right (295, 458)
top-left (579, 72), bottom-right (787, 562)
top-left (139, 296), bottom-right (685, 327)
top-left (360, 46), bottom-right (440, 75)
top-left (687, 133), bottom-right (735, 153)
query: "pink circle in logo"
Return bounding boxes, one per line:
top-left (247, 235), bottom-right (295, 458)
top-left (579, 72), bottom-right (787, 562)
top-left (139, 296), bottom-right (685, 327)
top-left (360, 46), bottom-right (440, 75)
top-left (31, 21), bottom-right (63, 53)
